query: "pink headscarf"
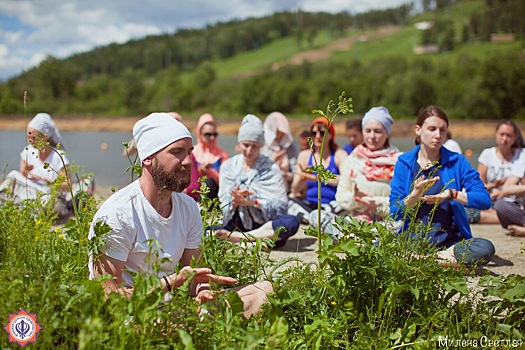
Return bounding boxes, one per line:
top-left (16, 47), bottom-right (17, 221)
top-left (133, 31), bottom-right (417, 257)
top-left (192, 113), bottom-right (229, 183)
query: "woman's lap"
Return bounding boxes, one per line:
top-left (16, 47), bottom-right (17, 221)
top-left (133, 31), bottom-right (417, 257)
top-left (453, 237), bottom-right (495, 266)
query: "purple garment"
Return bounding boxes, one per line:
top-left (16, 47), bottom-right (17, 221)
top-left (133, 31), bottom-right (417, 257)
top-left (184, 153), bottom-right (201, 200)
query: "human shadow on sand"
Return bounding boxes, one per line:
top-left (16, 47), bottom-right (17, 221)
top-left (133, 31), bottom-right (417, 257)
top-left (275, 237), bottom-right (317, 253)
top-left (475, 254), bottom-right (514, 276)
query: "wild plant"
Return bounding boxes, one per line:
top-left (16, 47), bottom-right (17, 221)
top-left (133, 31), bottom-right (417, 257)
top-left (306, 91), bottom-right (352, 250)
top-left (1, 92), bottom-right (525, 348)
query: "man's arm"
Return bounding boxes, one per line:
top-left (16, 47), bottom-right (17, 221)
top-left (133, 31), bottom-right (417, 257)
top-left (94, 249), bottom-right (236, 299)
top-left (180, 248), bottom-right (204, 296)
top-left (92, 254), bottom-right (136, 298)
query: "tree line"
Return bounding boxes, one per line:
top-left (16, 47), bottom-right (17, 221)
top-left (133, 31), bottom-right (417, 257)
top-left (0, 0), bottom-right (523, 120)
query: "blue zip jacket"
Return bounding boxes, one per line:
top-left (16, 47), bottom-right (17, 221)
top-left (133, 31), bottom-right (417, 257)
top-left (389, 145), bottom-right (490, 239)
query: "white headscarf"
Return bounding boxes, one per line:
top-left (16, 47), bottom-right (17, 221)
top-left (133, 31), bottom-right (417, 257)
top-left (133, 112), bottom-right (192, 162)
top-left (263, 112), bottom-right (294, 151)
top-left (28, 113), bottom-right (64, 149)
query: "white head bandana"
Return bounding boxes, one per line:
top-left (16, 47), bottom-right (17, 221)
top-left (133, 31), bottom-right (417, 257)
top-left (133, 112), bottom-right (192, 162)
top-left (28, 113), bottom-right (64, 149)
top-left (264, 112), bottom-right (293, 150)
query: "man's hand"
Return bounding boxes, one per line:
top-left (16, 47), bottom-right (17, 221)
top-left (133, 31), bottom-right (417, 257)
top-left (195, 289), bottom-right (225, 304)
top-left (170, 267), bottom-right (237, 290)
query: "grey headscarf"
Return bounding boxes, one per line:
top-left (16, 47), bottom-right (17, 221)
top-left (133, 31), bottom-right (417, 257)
top-left (362, 106), bottom-right (394, 135)
top-left (237, 114), bottom-right (264, 144)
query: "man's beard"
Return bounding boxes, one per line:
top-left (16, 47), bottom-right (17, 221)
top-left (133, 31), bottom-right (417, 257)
top-left (151, 158), bottom-right (191, 193)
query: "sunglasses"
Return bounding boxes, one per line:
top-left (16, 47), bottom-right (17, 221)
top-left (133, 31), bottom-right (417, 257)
top-left (311, 129), bottom-right (327, 136)
top-left (203, 132), bottom-right (219, 137)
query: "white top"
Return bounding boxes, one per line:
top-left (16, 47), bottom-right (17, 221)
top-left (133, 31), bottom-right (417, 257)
top-left (20, 145), bottom-right (69, 185)
top-left (444, 139), bottom-right (462, 154)
top-left (88, 181), bottom-right (203, 286)
top-left (478, 147), bottom-right (525, 185)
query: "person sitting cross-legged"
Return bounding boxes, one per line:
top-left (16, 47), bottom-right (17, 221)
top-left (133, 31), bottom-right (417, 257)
top-left (89, 113), bottom-right (272, 318)
top-left (214, 114), bottom-right (300, 248)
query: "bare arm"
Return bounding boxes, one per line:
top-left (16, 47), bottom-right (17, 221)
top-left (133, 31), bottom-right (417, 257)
top-left (93, 249), bottom-right (236, 299)
top-left (290, 150), bottom-right (309, 197)
top-left (477, 163), bottom-right (488, 185)
top-left (92, 254), bottom-right (134, 298)
top-left (491, 175), bottom-right (524, 199)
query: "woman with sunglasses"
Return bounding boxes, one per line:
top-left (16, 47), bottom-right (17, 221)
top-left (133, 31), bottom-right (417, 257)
top-left (336, 107), bottom-right (401, 223)
top-left (289, 117), bottom-right (347, 218)
top-left (390, 105), bottom-right (495, 267)
top-left (193, 113), bottom-right (229, 200)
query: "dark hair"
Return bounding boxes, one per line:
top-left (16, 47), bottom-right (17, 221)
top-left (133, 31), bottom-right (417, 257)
top-left (299, 129), bottom-right (311, 138)
top-left (345, 118), bottom-right (362, 131)
top-left (415, 105), bottom-right (449, 145)
top-left (496, 119), bottom-right (524, 149)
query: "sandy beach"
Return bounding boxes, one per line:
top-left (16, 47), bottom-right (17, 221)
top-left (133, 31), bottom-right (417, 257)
top-left (270, 224), bottom-right (525, 277)
top-left (0, 116), bottom-right (517, 139)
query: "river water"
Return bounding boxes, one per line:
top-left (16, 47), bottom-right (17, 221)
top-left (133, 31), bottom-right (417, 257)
top-left (0, 130), bottom-right (495, 190)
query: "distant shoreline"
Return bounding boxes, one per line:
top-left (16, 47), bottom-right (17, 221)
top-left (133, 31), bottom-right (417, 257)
top-left (0, 117), bottom-right (512, 139)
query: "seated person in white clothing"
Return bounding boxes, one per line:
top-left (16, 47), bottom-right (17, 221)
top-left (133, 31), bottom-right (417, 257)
top-left (492, 159), bottom-right (525, 237)
top-left (0, 113), bottom-right (79, 218)
top-left (89, 113), bottom-right (272, 318)
top-left (336, 106), bottom-right (401, 223)
top-left (468, 120), bottom-right (525, 224)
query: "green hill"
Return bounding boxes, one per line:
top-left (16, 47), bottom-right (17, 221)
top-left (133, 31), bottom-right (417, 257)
top-left (1, 0), bottom-right (524, 120)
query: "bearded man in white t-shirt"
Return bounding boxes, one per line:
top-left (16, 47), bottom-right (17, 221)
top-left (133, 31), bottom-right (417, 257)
top-left (89, 112), bottom-right (272, 317)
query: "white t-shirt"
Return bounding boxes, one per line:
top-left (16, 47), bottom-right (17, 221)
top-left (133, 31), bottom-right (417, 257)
top-left (478, 147), bottom-right (525, 185)
top-left (20, 145), bottom-right (69, 185)
top-left (88, 181), bottom-right (203, 286)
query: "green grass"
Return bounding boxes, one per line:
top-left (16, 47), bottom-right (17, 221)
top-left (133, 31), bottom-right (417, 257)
top-left (212, 0), bottom-right (522, 76)
top-left (331, 26), bottom-right (418, 64)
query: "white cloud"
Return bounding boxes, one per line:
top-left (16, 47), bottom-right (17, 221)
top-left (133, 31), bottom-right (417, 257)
top-left (0, 0), bottom-right (412, 80)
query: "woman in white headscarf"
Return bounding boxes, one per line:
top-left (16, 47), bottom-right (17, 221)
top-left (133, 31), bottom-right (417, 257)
top-left (0, 113), bottom-right (72, 209)
top-left (215, 114), bottom-right (300, 248)
top-left (263, 112), bottom-right (298, 192)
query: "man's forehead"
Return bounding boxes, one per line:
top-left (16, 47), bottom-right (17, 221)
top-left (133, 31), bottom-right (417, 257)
top-left (165, 137), bottom-right (193, 149)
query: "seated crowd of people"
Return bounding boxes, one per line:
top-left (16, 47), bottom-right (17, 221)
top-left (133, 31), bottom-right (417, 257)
top-left (2, 106), bottom-right (524, 316)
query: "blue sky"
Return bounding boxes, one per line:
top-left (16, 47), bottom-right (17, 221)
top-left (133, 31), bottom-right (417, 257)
top-left (0, 0), bottom-right (411, 81)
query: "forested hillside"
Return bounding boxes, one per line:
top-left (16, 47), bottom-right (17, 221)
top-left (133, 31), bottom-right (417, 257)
top-left (0, 0), bottom-right (524, 120)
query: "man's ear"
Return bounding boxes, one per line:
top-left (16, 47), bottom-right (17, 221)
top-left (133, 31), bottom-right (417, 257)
top-left (143, 157), bottom-right (153, 167)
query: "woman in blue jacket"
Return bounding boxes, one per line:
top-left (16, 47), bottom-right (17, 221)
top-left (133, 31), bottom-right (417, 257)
top-left (389, 105), bottom-right (495, 266)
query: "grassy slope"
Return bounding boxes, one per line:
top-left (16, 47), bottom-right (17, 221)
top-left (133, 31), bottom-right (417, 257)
top-left (194, 0), bottom-right (521, 81)
top-left (174, 0), bottom-right (521, 120)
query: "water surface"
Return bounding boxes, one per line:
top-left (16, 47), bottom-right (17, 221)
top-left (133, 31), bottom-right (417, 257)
top-left (0, 130), bottom-right (494, 190)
